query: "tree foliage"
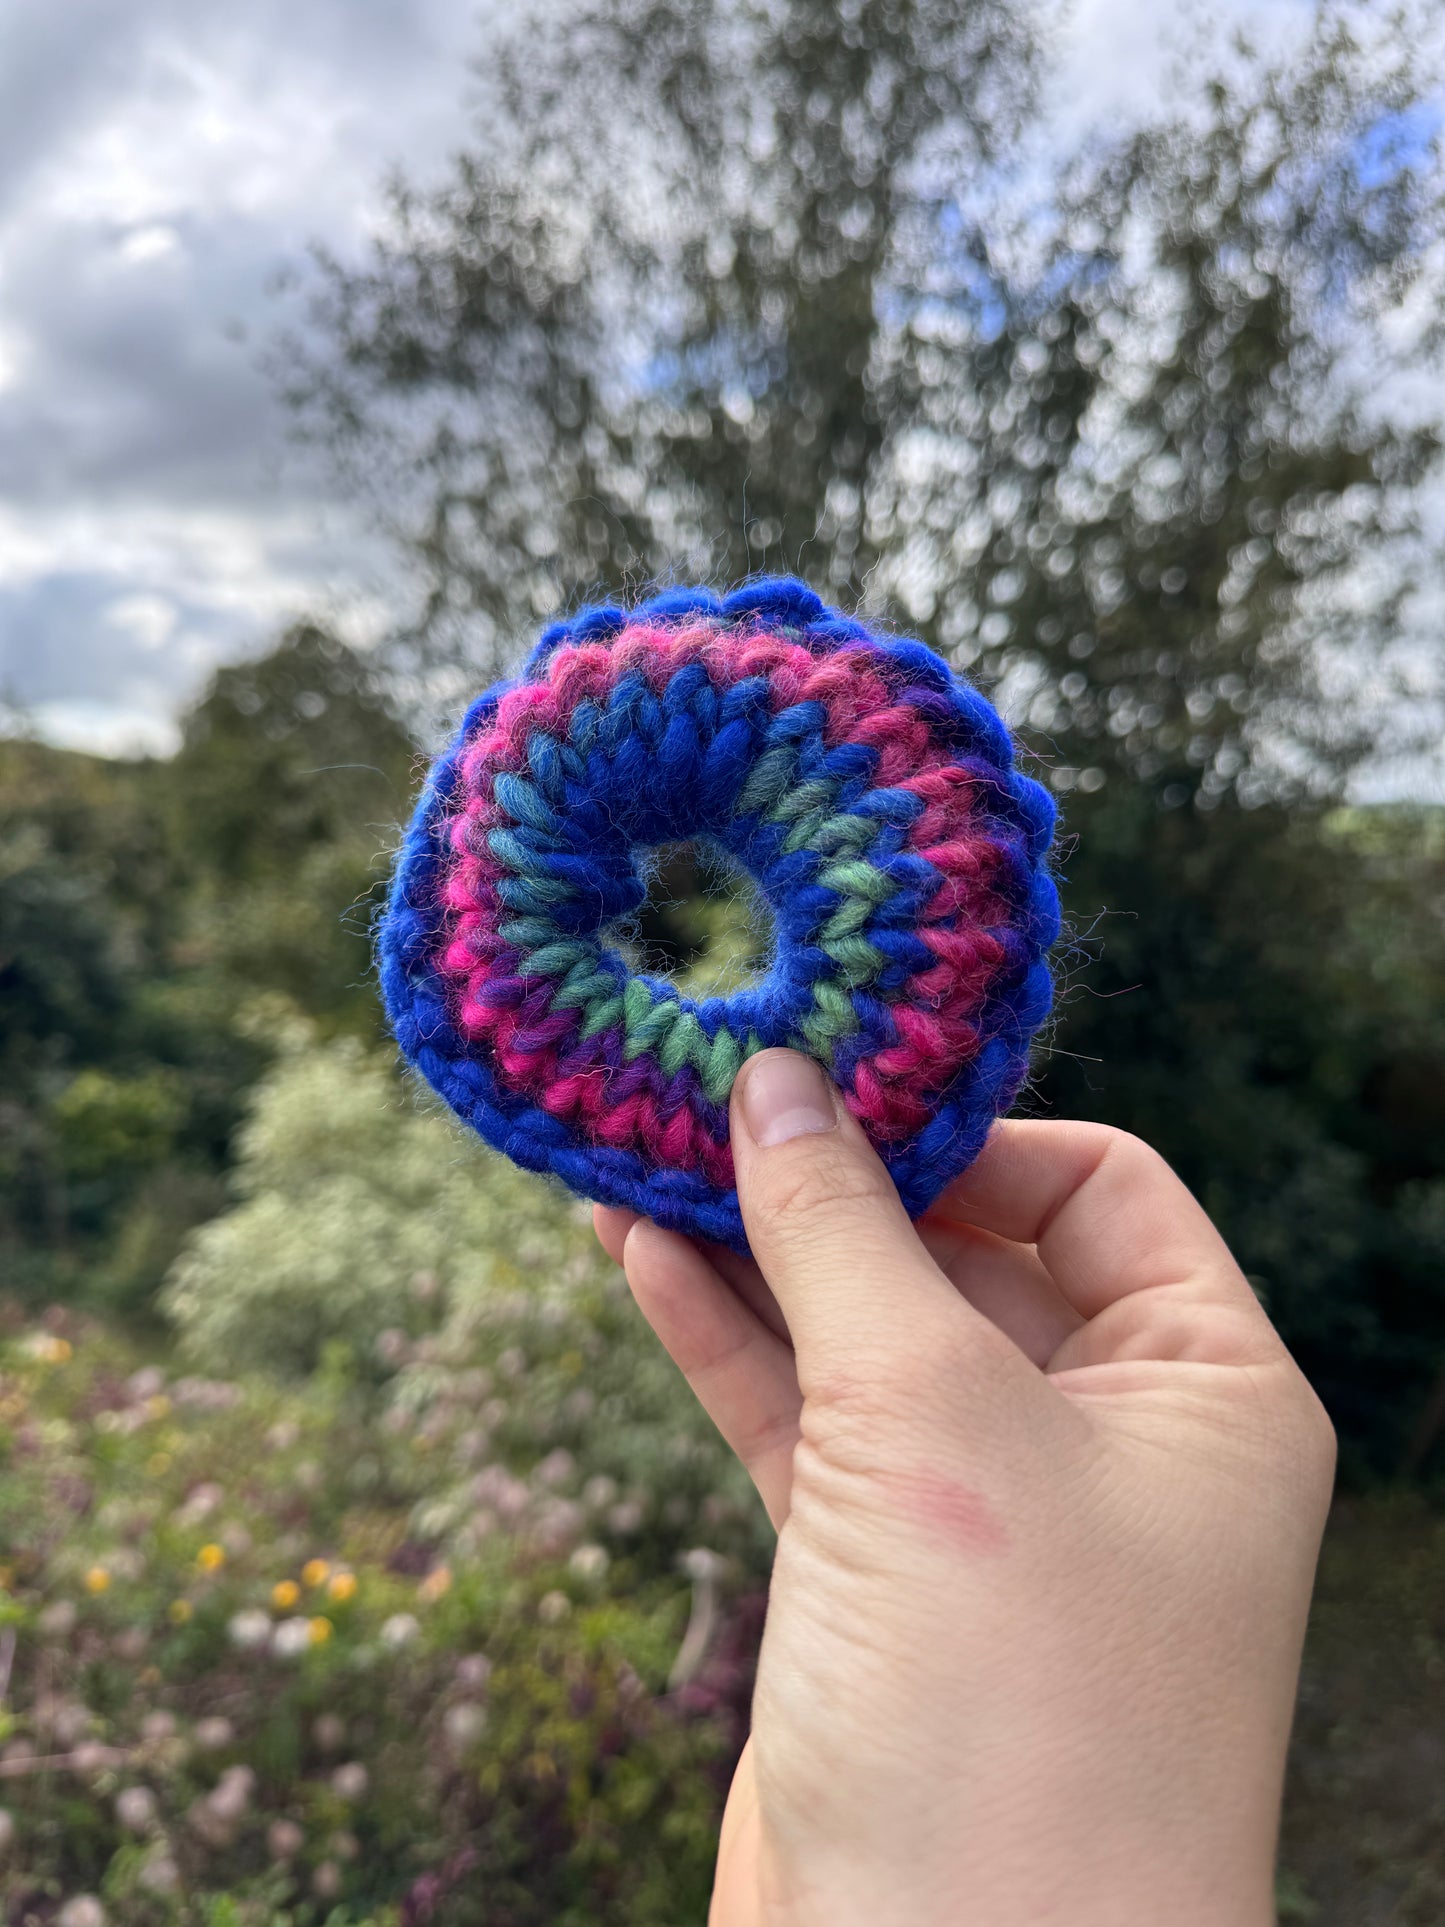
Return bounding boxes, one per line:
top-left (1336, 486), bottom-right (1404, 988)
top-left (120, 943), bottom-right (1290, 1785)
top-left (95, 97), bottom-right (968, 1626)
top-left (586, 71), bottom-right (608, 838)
top-left (0, 628), bottom-right (412, 1315)
top-left (289, 0), bottom-right (1443, 804)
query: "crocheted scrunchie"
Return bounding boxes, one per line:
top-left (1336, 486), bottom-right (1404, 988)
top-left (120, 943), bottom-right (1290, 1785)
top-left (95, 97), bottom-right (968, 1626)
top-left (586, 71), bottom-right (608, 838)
top-left (379, 578), bottom-right (1059, 1251)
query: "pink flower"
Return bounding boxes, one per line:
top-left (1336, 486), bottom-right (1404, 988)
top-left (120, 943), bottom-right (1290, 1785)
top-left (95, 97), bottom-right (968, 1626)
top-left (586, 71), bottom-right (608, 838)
top-left (443, 1702), bottom-right (487, 1752)
top-left (267, 1818), bottom-right (305, 1861)
top-left (114, 1786), bottom-right (158, 1833)
top-left (312, 1862), bottom-right (343, 1899)
top-left (569, 1543), bottom-right (610, 1582)
top-left (533, 1448), bottom-right (576, 1490)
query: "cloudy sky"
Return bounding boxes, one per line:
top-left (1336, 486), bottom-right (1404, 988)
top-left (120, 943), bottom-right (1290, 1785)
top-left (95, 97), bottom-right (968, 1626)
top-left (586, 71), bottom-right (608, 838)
top-left (3, 0), bottom-right (1436, 792)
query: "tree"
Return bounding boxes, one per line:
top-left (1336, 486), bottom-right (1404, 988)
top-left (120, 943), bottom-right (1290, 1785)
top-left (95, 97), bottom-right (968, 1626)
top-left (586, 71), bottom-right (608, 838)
top-left (164, 622), bottom-right (418, 1033)
top-left (284, 0), bottom-right (1039, 684)
top-left (0, 627), bottom-right (417, 1315)
top-left (288, 1), bottom-right (1442, 807)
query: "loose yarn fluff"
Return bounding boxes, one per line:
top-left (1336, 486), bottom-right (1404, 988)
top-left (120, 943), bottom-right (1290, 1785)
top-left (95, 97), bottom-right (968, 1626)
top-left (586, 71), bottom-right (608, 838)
top-left (379, 579), bottom-right (1059, 1251)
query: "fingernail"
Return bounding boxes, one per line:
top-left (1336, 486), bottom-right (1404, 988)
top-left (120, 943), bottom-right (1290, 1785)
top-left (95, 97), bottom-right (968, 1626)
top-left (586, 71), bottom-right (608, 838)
top-left (739, 1051), bottom-right (837, 1148)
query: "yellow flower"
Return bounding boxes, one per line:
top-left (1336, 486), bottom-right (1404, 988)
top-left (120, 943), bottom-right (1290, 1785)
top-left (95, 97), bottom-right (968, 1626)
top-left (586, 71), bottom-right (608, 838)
top-left (169, 1598), bottom-right (193, 1624)
top-left (32, 1334), bottom-right (72, 1364)
top-left (84, 1565), bottom-right (111, 1594)
top-left (418, 1564), bottom-right (452, 1604)
top-left (301, 1558), bottom-right (331, 1589)
top-left (326, 1572), bottom-right (357, 1604)
top-left (196, 1543), bottom-right (225, 1574)
top-left (146, 1452), bottom-right (171, 1477)
top-left (145, 1393), bottom-right (171, 1421)
top-left (272, 1579), bottom-right (301, 1610)
top-left (308, 1616), bottom-right (333, 1645)
top-left (0, 1565), bottom-right (13, 1591)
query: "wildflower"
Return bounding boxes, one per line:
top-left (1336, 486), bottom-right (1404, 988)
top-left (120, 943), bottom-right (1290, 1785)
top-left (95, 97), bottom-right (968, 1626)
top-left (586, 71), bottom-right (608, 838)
top-left (140, 1712), bottom-right (177, 1742)
top-left (220, 1523), bottom-right (251, 1558)
top-left (454, 1653), bottom-right (492, 1692)
top-left (266, 1418), bottom-right (300, 1451)
top-left (537, 1589), bottom-right (570, 1625)
top-left (187, 1794), bottom-right (234, 1850)
top-left (267, 1817), bottom-right (304, 1860)
top-left (144, 1394), bottom-right (171, 1421)
top-left (583, 1473), bottom-right (618, 1510)
top-left (168, 1599), bottom-right (193, 1625)
top-left (206, 1763), bottom-right (255, 1822)
top-left (0, 1566), bottom-right (13, 1592)
top-left (443, 1701), bottom-right (487, 1751)
top-left (374, 1327), bottom-right (409, 1367)
top-left (227, 1609), bottom-right (271, 1651)
top-left (312, 1712), bottom-right (346, 1750)
top-left (115, 1786), bottom-right (158, 1833)
top-left (175, 1482), bottom-right (223, 1526)
top-left (301, 1557), bottom-right (331, 1588)
top-left (41, 1701), bottom-right (91, 1746)
top-left (83, 1566), bottom-right (111, 1595)
top-left (145, 1453), bottom-right (171, 1478)
top-left (271, 1617), bottom-right (312, 1659)
top-left (569, 1543), bottom-right (610, 1582)
top-left (379, 1611), bottom-right (420, 1649)
top-left (330, 1761), bottom-right (368, 1801)
top-left (271, 1580), bottom-right (300, 1610)
top-left (28, 1334), bottom-right (72, 1365)
top-left (170, 1377), bottom-right (240, 1414)
top-left (326, 1571), bottom-right (357, 1603)
top-left (533, 1498), bottom-right (584, 1557)
top-left (312, 1862), bottom-right (343, 1900)
top-left (308, 1616), bottom-right (333, 1645)
top-left (196, 1543), bottom-right (225, 1574)
top-left (193, 1716), bottom-right (234, 1751)
top-left (137, 1855), bottom-right (179, 1896)
top-left (418, 1564), bottom-right (452, 1604)
top-left (56, 1898), bottom-right (104, 1927)
top-left (38, 1599), bottom-right (76, 1638)
top-left (607, 1498), bottom-right (646, 1535)
top-left (534, 1447), bottom-right (576, 1489)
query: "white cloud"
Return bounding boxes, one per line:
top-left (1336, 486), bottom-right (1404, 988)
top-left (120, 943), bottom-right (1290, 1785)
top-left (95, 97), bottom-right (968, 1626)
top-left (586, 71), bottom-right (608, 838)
top-left (0, 0), bottom-right (485, 736)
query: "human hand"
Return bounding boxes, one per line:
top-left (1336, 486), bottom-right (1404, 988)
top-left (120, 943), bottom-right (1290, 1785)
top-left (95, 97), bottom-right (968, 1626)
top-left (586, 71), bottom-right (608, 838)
top-left (594, 1049), bottom-right (1335, 1927)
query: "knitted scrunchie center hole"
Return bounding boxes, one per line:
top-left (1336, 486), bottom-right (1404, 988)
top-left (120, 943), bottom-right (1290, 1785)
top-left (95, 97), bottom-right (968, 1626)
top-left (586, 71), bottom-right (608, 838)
top-left (621, 840), bottom-right (775, 999)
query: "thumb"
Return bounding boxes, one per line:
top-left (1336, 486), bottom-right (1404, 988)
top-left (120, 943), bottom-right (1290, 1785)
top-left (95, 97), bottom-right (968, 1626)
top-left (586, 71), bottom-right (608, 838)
top-left (730, 1050), bottom-right (980, 1386)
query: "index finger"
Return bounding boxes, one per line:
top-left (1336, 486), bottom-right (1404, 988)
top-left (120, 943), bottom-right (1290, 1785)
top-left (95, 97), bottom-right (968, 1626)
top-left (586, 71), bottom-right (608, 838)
top-left (928, 1119), bottom-right (1265, 1326)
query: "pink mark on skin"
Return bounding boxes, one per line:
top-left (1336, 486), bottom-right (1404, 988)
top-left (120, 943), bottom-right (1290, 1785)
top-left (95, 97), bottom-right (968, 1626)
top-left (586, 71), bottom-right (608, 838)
top-left (878, 1466), bottom-right (1010, 1558)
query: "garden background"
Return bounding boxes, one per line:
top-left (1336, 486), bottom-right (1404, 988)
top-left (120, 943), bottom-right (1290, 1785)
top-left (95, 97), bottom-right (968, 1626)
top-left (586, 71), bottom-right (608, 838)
top-left (3, 2), bottom-right (1445, 1922)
